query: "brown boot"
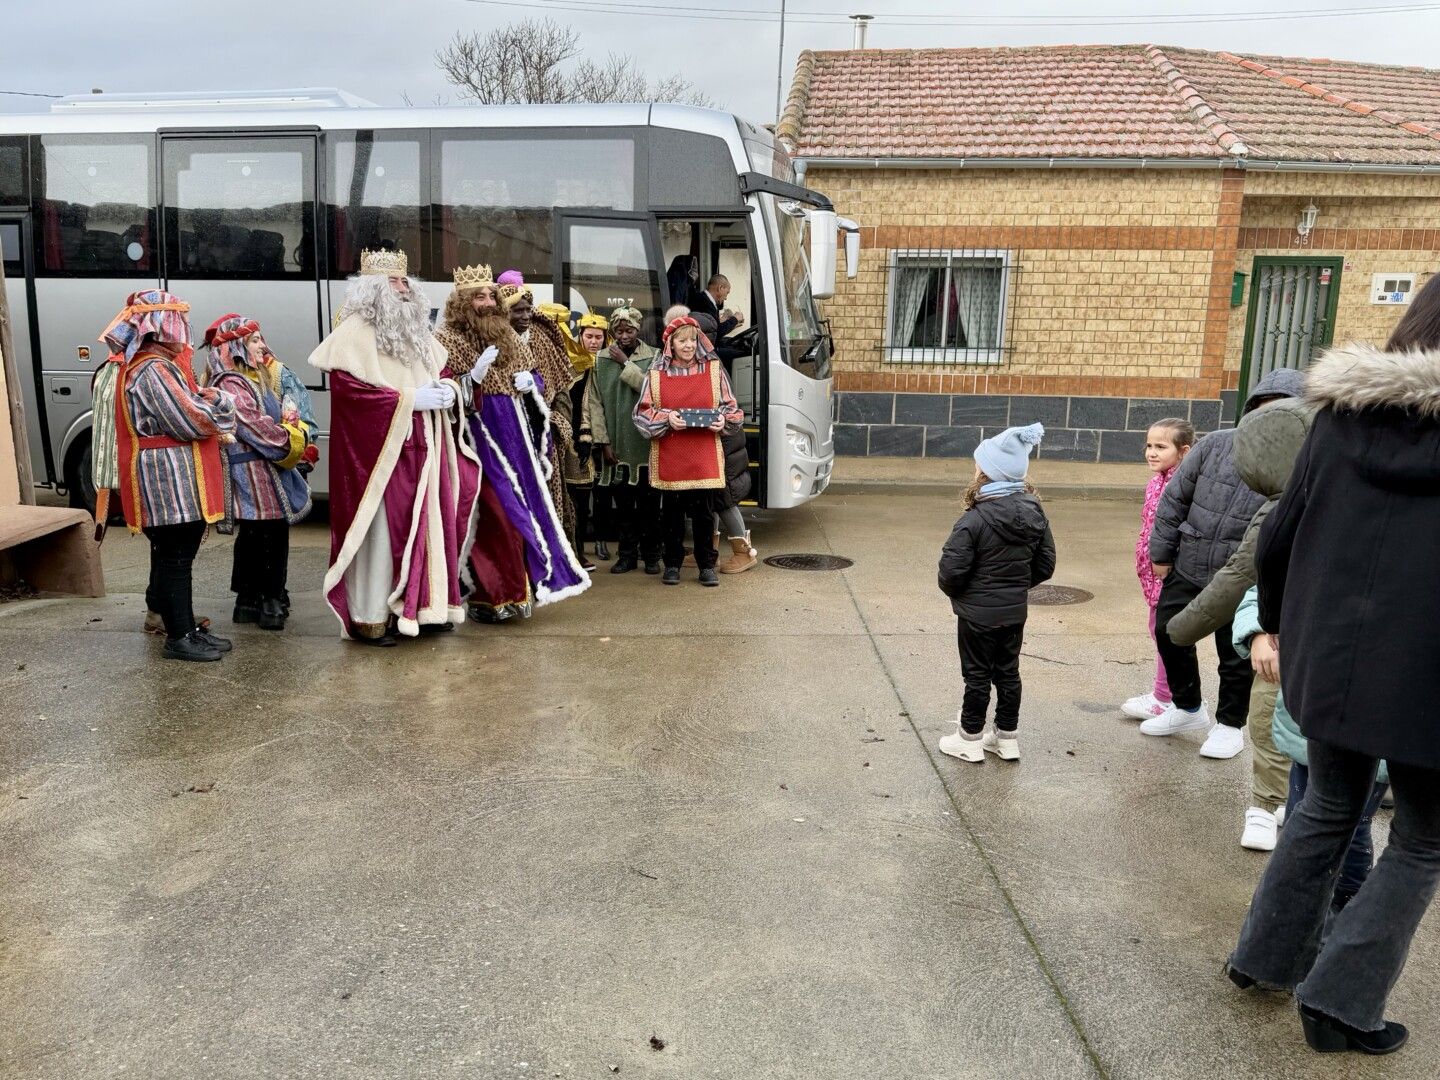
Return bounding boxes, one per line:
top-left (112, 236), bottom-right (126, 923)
top-left (719, 532), bottom-right (757, 574)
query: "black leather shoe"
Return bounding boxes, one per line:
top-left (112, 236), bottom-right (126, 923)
top-left (162, 631), bottom-right (223, 662)
top-left (352, 633), bottom-right (398, 647)
top-left (644, 560), bottom-right (662, 576)
top-left (662, 566), bottom-right (681, 585)
top-left (1300, 1004), bottom-right (1408, 1055)
top-left (419, 621), bottom-right (454, 634)
top-left (595, 540), bottom-right (611, 561)
top-left (195, 627), bottom-right (233, 653)
top-left (1226, 966), bottom-right (1256, 990)
top-left (233, 600), bottom-right (262, 624)
top-left (699, 568), bottom-right (719, 587)
top-left (258, 598), bottom-right (287, 631)
top-left (610, 556), bottom-right (638, 575)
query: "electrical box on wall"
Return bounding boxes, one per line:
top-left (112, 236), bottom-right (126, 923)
top-left (1371, 273), bottom-right (1416, 305)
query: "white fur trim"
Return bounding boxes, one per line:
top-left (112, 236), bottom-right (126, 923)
top-left (1308, 342), bottom-right (1440, 418)
top-left (396, 616), bottom-right (420, 637)
top-left (447, 605), bottom-right (465, 622)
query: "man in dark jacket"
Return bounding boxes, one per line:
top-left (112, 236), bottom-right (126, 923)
top-left (1146, 368), bottom-right (1305, 758)
top-left (937, 423), bottom-right (1057, 764)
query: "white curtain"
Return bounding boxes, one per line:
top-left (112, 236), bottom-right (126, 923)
top-left (890, 263), bottom-right (935, 348)
top-left (951, 263), bottom-right (1001, 349)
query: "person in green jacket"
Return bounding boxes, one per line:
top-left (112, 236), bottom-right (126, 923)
top-left (1233, 586), bottom-right (1389, 913)
top-left (594, 306), bottom-right (662, 575)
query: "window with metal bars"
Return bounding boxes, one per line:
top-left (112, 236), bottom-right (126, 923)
top-left (884, 249), bottom-right (1013, 364)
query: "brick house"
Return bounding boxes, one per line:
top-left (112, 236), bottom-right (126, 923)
top-left (778, 44), bottom-right (1440, 460)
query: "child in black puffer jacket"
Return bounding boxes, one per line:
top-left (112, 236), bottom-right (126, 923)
top-left (937, 423), bottom-right (1056, 763)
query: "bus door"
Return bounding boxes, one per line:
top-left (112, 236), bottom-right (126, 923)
top-left (553, 212), bottom-right (664, 337)
top-left (0, 212), bottom-right (49, 485)
top-left (159, 132), bottom-right (326, 391)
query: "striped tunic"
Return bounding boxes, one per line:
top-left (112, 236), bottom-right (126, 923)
top-left (125, 356), bottom-right (235, 527)
top-left (211, 367), bottom-right (309, 523)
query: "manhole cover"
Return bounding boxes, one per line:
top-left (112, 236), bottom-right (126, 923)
top-left (763, 553), bottom-right (855, 572)
top-left (1029, 585), bottom-right (1093, 606)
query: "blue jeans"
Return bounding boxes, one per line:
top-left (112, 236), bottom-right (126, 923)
top-left (1230, 740), bottom-right (1440, 1031)
top-left (1286, 763), bottom-right (1387, 910)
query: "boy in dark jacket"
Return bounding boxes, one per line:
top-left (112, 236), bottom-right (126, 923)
top-left (1146, 368), bottom-right (1303, 758)
top-left (937, 423), bottom-right (1057, 763)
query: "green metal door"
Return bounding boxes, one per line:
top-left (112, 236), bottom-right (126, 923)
top-left (1237, 256), bottom-right (1342, 418)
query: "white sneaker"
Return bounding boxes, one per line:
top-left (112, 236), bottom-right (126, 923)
top-left (1121, 692), bottom-right (1169, 720)
top-left (1200, 724), bottom-right (1245, 759)
top-left (1241, 807), bottom-right (1278, 851)
top-left (983, 730), bottom-right (1020, 761)
top-left (1139, 702), bottom-right (1213, 737)
top-left (939, 724), bottom-right (985, 763)
top-left (1274, 805), bottom-right (1287, 829)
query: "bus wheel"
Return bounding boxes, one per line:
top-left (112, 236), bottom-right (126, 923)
top-left (64, 436), bottom-right (97, 516)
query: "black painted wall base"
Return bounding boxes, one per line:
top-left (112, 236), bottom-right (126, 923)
top-left (835, 391), bottom-right (1238, 461)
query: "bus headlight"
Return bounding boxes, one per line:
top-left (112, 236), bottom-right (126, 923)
top-left (786, 426), bottom-right (814, 459)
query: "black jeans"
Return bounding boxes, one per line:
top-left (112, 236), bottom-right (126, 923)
top-left (1156, 572), bottom-right (1252, 727)
top-left (610, 474), bottom-right (662, 562)
top-left (662, 492), bottom-right (717, 570)
top-left (230, 519), bottom-right (290, 604)
top-left (144, 522), bottom-right (206, 641)
top-left (569, 485), bottom-right (591, 554)
top-left (957, 619), bottom-right (1024, 734)
top-left (1286, 763), bottom-right (1389, 910)
top-left (1230, 740), bottom-right (1440, 1032)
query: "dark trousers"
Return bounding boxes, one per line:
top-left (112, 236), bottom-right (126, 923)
top-left (1155, 572), bottom-right (1252, 727)
top-left (662, 492), bottom-right (717, 570)
top-left (1231, 740), bottom-right (1440, 1032)
top-left (610, 474), bottom-right (662, 562)
top-left (957, 619), bottom-right (1025, 734)
top-left (1287, 763), bottom-right (1388, 911)
top-left (230, 519), bottom-right (290, 604)
top-left (569, 485), bottom-right (591, 554)
top-left (143, 522), bottom-right (206, 641)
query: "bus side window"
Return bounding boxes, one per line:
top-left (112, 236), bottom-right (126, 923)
top-left (329, 132), bottom-right (427, 278)
top-left (0, 137), bottom-right (26, 207)
top-left (36, 135), bottom-right (154, 276)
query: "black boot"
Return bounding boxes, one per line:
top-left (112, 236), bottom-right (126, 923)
top-left (1299, 1003), bottom-right (1408, 1055)
top-left (258, 598), bottom-right (287, 631)
top-left (644, 559), bottom-right (662, 575)
top-left (611, 555), bottom-right (638, 575)
top-left (699, 567), bottom-right (719, 587)
top-left (662, 566), bottom-right (681, 585)
top-left (595, 540), bottom-right (611, 561)
top-left (162, 630), bottom-right (223, 662)
top-left (233, 596), bottom-right (262, 624)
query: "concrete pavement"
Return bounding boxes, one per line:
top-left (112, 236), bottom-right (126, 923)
top-left (1, 492), bottom-right (1435, 1079)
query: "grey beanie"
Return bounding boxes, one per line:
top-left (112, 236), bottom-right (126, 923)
top-left (974, 423), bottom-right (1045, 483)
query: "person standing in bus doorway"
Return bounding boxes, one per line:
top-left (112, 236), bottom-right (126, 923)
top-left (436, 264), bottom-right (589, 622)
top-left (200, 314), bottom-right (316, 633)
top-left (309, 249), bottom-right (480, 646)
top-left (634, 315), bottom-right (743, 587)
top-left (97, 291), bottom-right (238, 662)
top-left (596, 306), bottom-right (662, 575)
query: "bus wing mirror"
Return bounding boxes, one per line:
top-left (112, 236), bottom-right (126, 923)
top-left (838, 217), bottom-right (861, 279)
top-left (808, 208), bottom-right (838, 300)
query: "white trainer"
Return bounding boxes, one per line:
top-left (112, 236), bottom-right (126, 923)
top-left (939, 724), bottom-right (985, 763)
top-left (1139, 702), bottom-right (1213, 737)
top-left (1274, 805), bottom-right (1287, 829)
top-left (983, 730), bottom-right (1020, 761)
top-left (1121, 692), bottom-right (1169, 720)
top-left (1241, 807), bottom-right (1278, 851)
top-left (1200, 724), bottom-right (1246, 759)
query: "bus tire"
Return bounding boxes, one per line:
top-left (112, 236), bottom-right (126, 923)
top-left (64, 435), bottom-right (97, 516)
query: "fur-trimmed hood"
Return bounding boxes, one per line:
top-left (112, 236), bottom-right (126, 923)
top-left (1307, 341), bottom-right (1440, 418)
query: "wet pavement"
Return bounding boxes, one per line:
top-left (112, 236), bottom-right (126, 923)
top-left (2, 491), bottom-right (1435, 1079)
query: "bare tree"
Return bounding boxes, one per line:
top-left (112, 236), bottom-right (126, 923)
top-left (436, 19), bottom-right (715, 107)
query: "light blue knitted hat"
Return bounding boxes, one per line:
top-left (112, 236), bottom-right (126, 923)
top-left (974, 423), bottom-right (1045, 483)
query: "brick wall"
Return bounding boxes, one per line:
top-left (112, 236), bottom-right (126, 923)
top-left (812, 164), bottom-right (1440, 457)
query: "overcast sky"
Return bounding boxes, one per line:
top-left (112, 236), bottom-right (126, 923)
top-left (4, 1), bottom-right (1439, 124)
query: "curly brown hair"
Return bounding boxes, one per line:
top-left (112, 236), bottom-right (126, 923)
top-left (962, 469), bottom-right (1037, 510)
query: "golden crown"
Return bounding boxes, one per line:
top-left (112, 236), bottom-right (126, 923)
top-left (453, 263), bottom-right (495, 292)
top-left (360, 248), bottom-right (408, 277)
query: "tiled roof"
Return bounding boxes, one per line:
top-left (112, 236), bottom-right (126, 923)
top-left (779, 44), bottom-right (1440, 166)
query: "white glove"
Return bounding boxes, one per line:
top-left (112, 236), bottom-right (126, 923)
top-left (514, 371), bottom-right (536, 394)
top-left (413, 382), bottom-right (455, 411)
top-left (473, 345), bottom-right (499, 381)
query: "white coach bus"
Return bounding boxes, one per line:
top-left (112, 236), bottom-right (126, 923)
top-left (0, 89), bottom-right (853, 510)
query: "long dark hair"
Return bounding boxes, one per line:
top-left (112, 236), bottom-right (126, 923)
top-left (1386, 273), bottom-right (1440, 352)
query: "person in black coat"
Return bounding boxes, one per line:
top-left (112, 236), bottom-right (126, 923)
top-left (1226, 276), bottom-right (1440, 1056)
top-left (936, 423), bottom-right (1056, 764)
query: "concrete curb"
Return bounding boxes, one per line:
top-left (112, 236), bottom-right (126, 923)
top-left (825, 480), bottom-right (1138, 502)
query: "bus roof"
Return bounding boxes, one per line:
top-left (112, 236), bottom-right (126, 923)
top-left (0, 90), bottom-right (766, 147)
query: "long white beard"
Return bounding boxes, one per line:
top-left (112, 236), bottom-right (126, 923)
top-left (344, 275), bottom-right (435, 371)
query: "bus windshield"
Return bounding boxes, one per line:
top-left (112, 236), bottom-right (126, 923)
top-left (765, 195), bottom-right (832, 380)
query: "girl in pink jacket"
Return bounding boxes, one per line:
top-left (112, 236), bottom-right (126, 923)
top-left (1123, 418), bottom-right (1195, 719)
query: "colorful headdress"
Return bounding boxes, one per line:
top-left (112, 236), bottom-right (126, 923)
top-left (662, 314), bottom-right (700, 346)
top-left (609, 306), bottom-right (643, 330)
top-left (360, 248), bottom-right (408, 277)
top-left (497, 269), bottom-right (525, 287)
top-left (499, 272), bottom-right (534, 310)
top-left (100, 290), bottom-right (191, 362)
top-left (202, 313), bottom-right (279, 393)
top-left (202, 312), bottom-right (259, 350)
top-left (576, 312), bottom-right (609, 336)
top-left (537, 302), bottom-right (572, 326)
top-left (453, 263), bottom-right (495, 293)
